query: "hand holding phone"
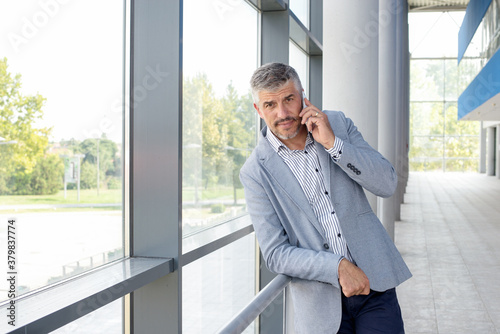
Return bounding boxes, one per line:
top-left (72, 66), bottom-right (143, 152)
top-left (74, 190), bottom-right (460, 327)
top-left (302, 91), bottom-right (307, 110)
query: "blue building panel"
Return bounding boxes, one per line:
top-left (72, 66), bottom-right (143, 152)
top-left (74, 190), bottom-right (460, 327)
top-left (458, 49), bottom-right (500, 119)
top-left (458, 0), bottom-right (492, 63)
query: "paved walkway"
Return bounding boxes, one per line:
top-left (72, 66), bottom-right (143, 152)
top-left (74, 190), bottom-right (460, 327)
top-left (396, 172), bottom-right (500, 334)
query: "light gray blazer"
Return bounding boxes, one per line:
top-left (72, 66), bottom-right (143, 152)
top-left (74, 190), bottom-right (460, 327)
top-left (240, 110), bottom-right (412, 333)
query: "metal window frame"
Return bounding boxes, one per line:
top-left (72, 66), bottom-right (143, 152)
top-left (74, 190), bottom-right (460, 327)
top-left (258, 1), bottom-right (323, 333)
top-left (0, 1), bottom-right (325, 333)
top-left (0, 257), bottom-right (173, 334)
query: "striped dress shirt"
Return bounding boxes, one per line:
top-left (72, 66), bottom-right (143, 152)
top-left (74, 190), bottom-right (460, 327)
top-left (266, 128), bottom-right (353, 262)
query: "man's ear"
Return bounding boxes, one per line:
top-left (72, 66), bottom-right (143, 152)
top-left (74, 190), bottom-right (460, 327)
top-left (254, 103), bottom-right (263, 119)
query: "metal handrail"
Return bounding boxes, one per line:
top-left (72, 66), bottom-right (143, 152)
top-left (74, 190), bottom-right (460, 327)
top-left (217, 274), bottom-right (292, 334)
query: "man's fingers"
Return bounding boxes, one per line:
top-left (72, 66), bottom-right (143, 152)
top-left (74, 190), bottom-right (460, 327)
top-left (338, 259), bottom-right (370, 297)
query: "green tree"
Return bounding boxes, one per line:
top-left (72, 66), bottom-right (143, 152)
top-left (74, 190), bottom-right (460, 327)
top-left (0, 57), bottom-right (52, 194)
top-left (223, 83), bottom-right (256, 203)
top-left (30, 153), bottom-right (64, 195)
top-left (409, 58), bottom-right (480, 172)
top-left (183, 74), bottom-right (258, 205)
top-left (80, 160), bottom-right (106, 189)
top-left (183, 74), bottom-right (226, 191)
top-left (74, 136), bottom-right (119, 189)
top-left (183, 74), bottom-right (205, 201)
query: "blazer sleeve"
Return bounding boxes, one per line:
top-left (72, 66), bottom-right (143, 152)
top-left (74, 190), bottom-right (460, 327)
top-left (330, 111), bottom-right (398, 198)
top-left (240, 166), bottom-right (343, 288)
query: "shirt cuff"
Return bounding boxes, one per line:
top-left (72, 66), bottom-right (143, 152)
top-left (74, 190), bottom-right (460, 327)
top-left (326, 137), bottom-right (344, 162)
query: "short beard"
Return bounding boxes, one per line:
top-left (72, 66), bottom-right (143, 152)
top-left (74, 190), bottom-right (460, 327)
top-left (273, 117), bottom-right (302, 140)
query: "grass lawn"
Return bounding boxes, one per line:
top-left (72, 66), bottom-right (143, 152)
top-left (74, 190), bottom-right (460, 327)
top-left (182, 186), bottom-right (245, 202)
top-left (0, 189), bottom-right (122, 206)
top-left (1, 186), bottom-right (246, 206)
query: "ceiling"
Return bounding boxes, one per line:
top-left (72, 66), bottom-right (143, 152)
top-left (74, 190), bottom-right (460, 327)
top-left (460, 93), bottom-right (500, 122)
top-left (408, 0), bottom-right (470, 11)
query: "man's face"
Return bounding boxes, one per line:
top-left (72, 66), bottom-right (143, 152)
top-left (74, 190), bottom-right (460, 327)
top-left (254, 81), bottom-right (304, 141)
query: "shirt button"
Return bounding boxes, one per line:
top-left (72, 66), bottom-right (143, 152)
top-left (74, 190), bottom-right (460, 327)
top-left (337, 233), bottom-right (341, 238)
top-left (324, 191), bottom-right (329, 195)
top-left (323, 243), bottom-right (329, 249)
top-left (304, 151), bottom-right (308, 154)
top-left (315, 168), bottom-right (319, 172)
top-left (331, 211), bottom-right (335, 214)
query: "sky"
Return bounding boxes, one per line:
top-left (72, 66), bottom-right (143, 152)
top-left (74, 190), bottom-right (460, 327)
top-left (183, 0), bottom-right (258, 98)
top-left (0, 1), bottom-right (466, 143)
top-left (1, 0), bottom-right (261, 143)
top-left (0, 0), bottom-right (123, 142)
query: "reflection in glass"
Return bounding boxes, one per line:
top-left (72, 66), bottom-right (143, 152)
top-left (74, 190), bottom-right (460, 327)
top-left (289, 40), bottom-right (309, 95)
top-left (290, 0), bottom-right (310, 29)
top-left (50, 298), bottom-right (123, 334)
top-left (0, 1), bottom-right (124, 298)
top-left (183, 233), bottom-right (256, 333)
top-left (182, 0), bottom-right (258, 241)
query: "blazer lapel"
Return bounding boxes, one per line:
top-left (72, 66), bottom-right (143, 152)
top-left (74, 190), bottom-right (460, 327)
top-left (256, 128), bottom-right (325, 236)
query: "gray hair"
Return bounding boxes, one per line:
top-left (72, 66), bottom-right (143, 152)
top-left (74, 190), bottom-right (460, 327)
top-left (250, 63), bottom-right (303, 104)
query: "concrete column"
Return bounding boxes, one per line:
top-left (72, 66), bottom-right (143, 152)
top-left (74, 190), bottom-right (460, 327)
top-left (497, 125), bottom-right (500, 178)
top-left (261, 8), bottom-right (289, 334)
top-left (402, 1), bottom-right (410, 196)
top-left (323, 0), bottom-right (379, 213)
top-left (394, 0), bottom-right (406, 221)
top-left (402, 4), bottom-right (410, 193)
top-left (310, 0), bottom-right (323, 110)
top-left (487, 126), bottom-right (495, 176)
top-left (377, 0), bottom-right (399, 240)
top-left (479, 122), bottom-right (486, 173)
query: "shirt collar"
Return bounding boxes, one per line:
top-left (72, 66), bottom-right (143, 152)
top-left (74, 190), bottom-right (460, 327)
top-left (265, 127), bottom-right (314, 153)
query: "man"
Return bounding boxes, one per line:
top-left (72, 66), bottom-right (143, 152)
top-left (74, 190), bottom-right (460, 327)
top-left (240, 63), bottom-right (411, 333)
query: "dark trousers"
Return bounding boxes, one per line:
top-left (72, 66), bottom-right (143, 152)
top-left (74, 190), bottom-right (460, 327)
top-left (337, 288), bottom-right (404, 334)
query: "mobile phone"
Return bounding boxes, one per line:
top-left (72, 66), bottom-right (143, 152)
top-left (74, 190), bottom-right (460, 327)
top-left (302, 91), bottom-right (307, 109)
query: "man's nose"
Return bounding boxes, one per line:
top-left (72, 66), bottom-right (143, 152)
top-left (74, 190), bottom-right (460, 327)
top-left (276, 103), bottom-right (289, 118)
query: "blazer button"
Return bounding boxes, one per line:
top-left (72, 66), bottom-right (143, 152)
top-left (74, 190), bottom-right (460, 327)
top-left (323, 243), bottom-right (329, 249)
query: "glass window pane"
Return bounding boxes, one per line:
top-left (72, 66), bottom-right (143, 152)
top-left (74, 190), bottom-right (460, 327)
top-left (289, 40), bottom-right (309, 95)
top-left (445, 135), bottom-right (480, 158)
top-left (0, 1), bottom-right (125, 297)
top-left (458, 57), bottom-right (483, 93)
top-left (50, 298), bottom-right (123, 333)
top-left (182, 0), bottom-right (258, 242)
top-left (444, 59), bottom-right (459, 101)
top-left (410, 102), bottom-right (444, 136)
top-left (409, 12), bottom-right (464, 58)
top-left (290, 0), bottom-right (310, 29)
top-left (410, 59), bottom-right (444, 101)
top-left (183, 233), bottom-right (256, 333)
top-left (409, 12), bottom-right (481, 173)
